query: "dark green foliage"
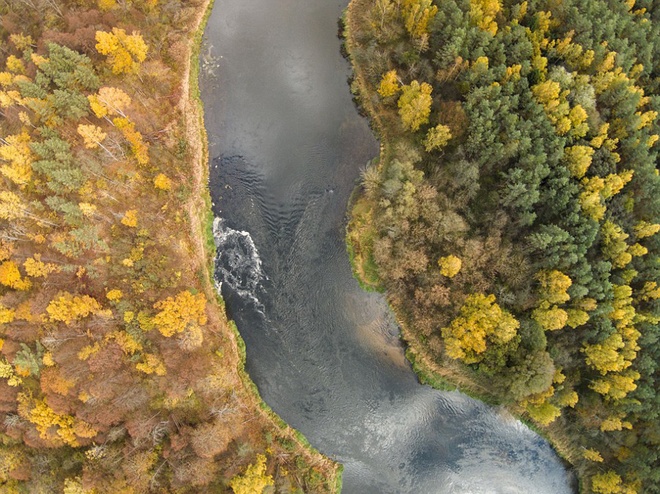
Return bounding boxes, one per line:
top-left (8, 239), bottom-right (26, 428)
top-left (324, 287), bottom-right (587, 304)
top-left (350, 0), bottom-right (660, 490)
top-left (31, 135), bottom-right (85, 193)
top-left (40, 43), bottom-right (101, 92)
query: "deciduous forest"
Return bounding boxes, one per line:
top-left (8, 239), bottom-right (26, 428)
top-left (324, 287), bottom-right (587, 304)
top-left (346, 0), bottom-right (660, 492)
top-left (0, 0), bottom-right (340, 492)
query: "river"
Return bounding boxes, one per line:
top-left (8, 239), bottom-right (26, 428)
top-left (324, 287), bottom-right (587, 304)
top-left (199, 0), bottom-right (576, 492)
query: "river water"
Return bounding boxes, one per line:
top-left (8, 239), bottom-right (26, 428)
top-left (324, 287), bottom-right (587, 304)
top-left (200, 0), bottom-right (576, 492)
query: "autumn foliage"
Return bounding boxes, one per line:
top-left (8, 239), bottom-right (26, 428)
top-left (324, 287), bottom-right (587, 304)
top-left (152, 291), bottom-right (207, 337)
top-left (347, 0), bottom-right (660, 490)
top-left (0, 0), bottom-right (338, 491)
top-left (442, 293), bottom-right (519, 364)
top-left (95, 28), bottom-right (148, 74)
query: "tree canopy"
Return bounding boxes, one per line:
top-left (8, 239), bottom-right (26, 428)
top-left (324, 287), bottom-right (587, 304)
top-left (347, 0), bottom-right (660, 490)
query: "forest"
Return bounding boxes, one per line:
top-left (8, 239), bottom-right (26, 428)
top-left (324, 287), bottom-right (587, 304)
top-left (345, 0), bottom-right (660, 492)
top-left (0, 0), bottom-right (340, 492)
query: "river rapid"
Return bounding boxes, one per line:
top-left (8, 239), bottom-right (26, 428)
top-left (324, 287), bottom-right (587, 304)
top-left (200, 0), bottom-right (577, 492)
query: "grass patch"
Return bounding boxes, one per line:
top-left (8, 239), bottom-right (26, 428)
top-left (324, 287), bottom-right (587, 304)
top-left (346, 191), bottom-right (384, 292)
top-left (405, 348), bottom-right (457, 392)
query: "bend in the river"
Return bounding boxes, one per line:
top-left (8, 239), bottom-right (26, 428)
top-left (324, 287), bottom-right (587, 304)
top-left (200, 0), bottom-right (576, 492)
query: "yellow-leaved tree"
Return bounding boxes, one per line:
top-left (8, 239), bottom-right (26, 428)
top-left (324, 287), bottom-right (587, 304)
top-left (229, 454), bottom-right (274, 494)
top-left (0, 191), bottom-right (25, 220)
top-left (135, 353), bottom-right (166, 376)
top-left (441, 293), bottom-right (519, 364)
top-left (532, 305), bottom-right (569, 331)
top-left (634, 220), bottom-right (660, 239)
top-left (402, 0), bottom-right (438, 40)
top-left (24, 398), bottom-right (80, 446)
top-left (0, 260), bottom-right (31, 290)
top-left (154, 173), bottom-right (172, 190)
top-left (0, 131), bottom-right (33, 186)
top-left (583, 333), bottom-right (627, 375)
top-left (0, 304), bottom-right (15, 324)
top-left (469, 0), bottom-right (501, 35)
top-left (532, 270), bottom-right (572, 331)
top-left (88, 86), bottom-right (131, 118)
top-left (438, 255), bottom-right (461, 278)
top-left (113, 117), bottom-right (149, 165)
top-left (590, 369), bottom-right (640, 401)
top-left (46, 293), bottom-right (101, 325)
top-left (563, 145), bottom-right (594, 179)
top-left (601, 221), bottom-right (632, 268)
top-left (591, 470), bottom-right (629, 494)
top-left (378, 70), bottom-right (400, 98)
top-left (152, 291), bottom-right (207, 337)
top-left (398, 80), bottom-right (433, 131)
top-left (121, 209), bottom-right (138, 227)
top-left (541, 270), bottom-right (571, 313)
top-left (424, 124), bottom-right (452, 152)
top-left (582, 449), bottom-right (604, 462)
top-left (95, 28), bottom-right (148, 74)
top-left (77, 124), bottom-right (107, 149)
top-left (23, 254), bottom-right (59, 278)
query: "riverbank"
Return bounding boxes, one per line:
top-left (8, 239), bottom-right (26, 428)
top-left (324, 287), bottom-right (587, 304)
top-left (342, 0), bottom-right (581, 490)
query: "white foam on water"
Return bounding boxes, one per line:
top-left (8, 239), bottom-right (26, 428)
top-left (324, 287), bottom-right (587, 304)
top-left (213, 217), bottom-right (266, 311)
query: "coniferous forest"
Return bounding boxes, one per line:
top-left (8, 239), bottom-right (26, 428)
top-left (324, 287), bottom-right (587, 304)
top-left (0, 0), bottom-right (340, 492)
top-left (346, 0), bottom-right (660, 492)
